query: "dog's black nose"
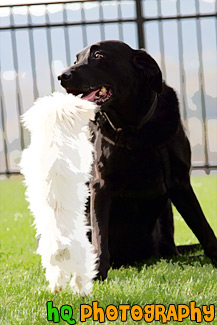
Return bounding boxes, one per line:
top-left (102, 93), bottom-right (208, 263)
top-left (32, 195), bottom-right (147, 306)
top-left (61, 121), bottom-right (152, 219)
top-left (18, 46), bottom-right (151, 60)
top-left (58, 71), bottom-right (72, 81)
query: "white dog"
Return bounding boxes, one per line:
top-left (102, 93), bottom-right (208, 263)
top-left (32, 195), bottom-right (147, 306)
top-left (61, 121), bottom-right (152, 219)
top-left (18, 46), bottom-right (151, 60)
top-left (20, 92), bottom-right (98, 295)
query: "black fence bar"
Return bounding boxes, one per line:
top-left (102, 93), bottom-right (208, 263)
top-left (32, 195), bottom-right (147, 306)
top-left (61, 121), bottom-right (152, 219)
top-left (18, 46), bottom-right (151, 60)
top-left (216, 1), bottom-right (217, 46)
top-left (176, 0), bottom-right (188, 131)
top-left (0, 171), bottom-right (21, 176)
top-left (192, 165), bottom-right (217, 171)
top-left (63, 3), bottom-right (71, 68)
top-left (81, 2), bottom-right (88, 48)
top-left (0, 19), bottom-right (136, 31)
top-left (27, 6), bottom-right (39, 100)
top-left (45, 5), bottom-right (55, 92)
top-left (156, 0), bottom-right (166, 79)
top-left (195, 0), bottom-right (209, 171)
top-left (1, 14), bottom-right (217, 31)
top-left (99, 1), bottom-right (105, 41)
top-left (0, 75), bottom-right (9, 173)
top-left (0, 0), bottom-right (88, 7)
top-left (117, 1), bottom-right (124, 42)
top-left (135, 0), bottom-right (145, 49)
top-left (9, 7), bottom-right (25, 151)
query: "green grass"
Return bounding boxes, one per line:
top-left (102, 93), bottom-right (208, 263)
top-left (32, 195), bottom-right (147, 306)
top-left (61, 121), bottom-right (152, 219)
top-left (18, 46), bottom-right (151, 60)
top-left (0, 176), bottom-right (217, 324)
top-left (174, 176), bottom-right (217, 245)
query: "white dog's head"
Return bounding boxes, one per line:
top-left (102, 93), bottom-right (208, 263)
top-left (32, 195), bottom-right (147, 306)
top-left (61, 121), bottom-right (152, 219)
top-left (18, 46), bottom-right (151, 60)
top-left (21, 92), bottom-right (97, 138)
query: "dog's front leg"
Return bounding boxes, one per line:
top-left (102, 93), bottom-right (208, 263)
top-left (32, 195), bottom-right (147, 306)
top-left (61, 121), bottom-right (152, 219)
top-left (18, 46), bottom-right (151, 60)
top-left (169, 181), bottom-right (217, 262)
top-left (90, 182), bottom-right (112, 280)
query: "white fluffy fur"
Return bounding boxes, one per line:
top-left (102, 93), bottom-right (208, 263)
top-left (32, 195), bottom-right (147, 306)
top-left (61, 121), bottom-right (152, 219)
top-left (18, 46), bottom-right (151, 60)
top-left (20, 92), bottom-right (98, 295)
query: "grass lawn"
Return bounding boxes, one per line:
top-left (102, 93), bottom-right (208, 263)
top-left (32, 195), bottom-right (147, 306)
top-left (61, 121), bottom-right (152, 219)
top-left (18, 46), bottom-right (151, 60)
top-left (0, 176), bottom-right (217, 324)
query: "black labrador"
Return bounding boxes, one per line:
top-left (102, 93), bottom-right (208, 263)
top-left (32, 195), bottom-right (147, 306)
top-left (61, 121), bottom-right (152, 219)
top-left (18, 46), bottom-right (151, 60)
top-left (58, 40), bottom-right (217, 280)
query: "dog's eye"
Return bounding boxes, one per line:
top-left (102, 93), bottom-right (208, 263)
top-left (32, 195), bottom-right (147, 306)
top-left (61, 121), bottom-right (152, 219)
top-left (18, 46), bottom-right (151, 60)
top-left (94, 52), bottom-right (103, 59)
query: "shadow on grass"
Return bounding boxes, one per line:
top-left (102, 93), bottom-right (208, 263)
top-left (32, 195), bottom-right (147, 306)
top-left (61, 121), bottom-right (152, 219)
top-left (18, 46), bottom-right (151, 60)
top-left (111, 244), bottom-right (215, 274)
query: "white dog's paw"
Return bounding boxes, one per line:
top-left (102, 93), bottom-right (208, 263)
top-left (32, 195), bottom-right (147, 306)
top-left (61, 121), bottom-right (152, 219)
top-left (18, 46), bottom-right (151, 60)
top-left (45, 262), bottom-right (68, 293)
top-left (49, 283), bottom-right (63, 293)
top-left (69, 273), bottom-right (93, 296)
top-left (69, 274), bottom-right (83, 295)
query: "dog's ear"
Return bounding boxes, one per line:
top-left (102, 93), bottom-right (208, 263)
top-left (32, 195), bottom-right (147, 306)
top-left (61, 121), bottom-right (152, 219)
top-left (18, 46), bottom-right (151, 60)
top-left (132, 49), bottom-right (162, 94)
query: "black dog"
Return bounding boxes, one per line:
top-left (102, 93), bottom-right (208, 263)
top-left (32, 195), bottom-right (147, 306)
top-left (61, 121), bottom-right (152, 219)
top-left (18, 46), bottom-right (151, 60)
top-left (58, 40), bottom-right (217, 280)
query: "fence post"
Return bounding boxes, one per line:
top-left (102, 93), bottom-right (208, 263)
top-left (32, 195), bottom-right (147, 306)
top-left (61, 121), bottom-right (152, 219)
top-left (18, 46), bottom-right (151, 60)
top-left (135, 0), bottom-right (145, 49)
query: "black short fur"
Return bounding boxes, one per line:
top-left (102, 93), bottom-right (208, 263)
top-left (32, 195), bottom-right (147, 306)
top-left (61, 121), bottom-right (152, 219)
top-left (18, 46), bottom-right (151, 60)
top-left (58, 40), bottom-right (217, 280)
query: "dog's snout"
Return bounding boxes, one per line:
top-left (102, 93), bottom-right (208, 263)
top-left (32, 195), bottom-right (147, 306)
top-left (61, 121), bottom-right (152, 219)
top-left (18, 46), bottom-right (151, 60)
top-left (58, 71), bottom-right (72, 81)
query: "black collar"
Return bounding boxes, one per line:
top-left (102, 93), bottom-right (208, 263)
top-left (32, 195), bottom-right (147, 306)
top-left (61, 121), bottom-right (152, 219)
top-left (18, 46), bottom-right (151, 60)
top-left (137, 93), bottom-right (158, 129)
top-left (95, 93), bottom-right (158, 149)
top-left (98, 93), bottom-right (158, 132)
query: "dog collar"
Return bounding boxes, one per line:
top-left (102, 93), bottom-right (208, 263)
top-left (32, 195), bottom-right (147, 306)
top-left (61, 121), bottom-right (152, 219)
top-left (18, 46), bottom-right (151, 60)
top-left (137, 93), bottom-right (158, 129)
top-left (95, 93), bottom-right (158, 150)
top-left (100, 93), bottom-right (158, 133)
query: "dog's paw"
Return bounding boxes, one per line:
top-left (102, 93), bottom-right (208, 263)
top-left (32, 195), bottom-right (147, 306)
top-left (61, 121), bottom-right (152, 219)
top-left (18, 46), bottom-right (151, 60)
top-left (49, 283), bottom-right (63, 293)
top-left (45, 262), bottom-right (67, 293)
top-left (69, 273), bottom-right (92, 296)
top-left (70, 274), bottom-right (82, 292)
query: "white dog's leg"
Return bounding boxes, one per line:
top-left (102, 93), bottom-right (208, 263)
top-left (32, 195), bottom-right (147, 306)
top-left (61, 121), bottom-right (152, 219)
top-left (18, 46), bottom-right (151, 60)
top-left (68, 239), bottom-right (96, 296)
top-left (48, 248), bottom-right (71, 293)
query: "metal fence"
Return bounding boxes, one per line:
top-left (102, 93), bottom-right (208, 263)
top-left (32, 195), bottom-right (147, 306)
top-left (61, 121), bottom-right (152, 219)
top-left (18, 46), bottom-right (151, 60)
top-left (0, 0), bottom-right (217, 175)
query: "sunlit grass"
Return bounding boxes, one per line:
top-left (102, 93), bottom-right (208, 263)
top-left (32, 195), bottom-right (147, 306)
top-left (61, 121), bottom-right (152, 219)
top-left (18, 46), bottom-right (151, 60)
top-left (0, 176), bottom-right (217, 324)
top-left (174, 175), bottom-right (217, 245)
